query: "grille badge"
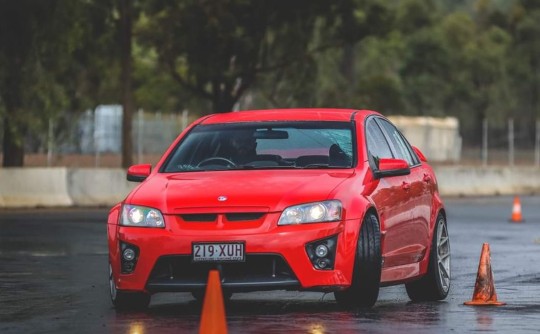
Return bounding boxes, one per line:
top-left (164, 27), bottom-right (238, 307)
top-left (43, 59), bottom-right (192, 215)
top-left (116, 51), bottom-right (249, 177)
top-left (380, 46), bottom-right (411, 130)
top-left (217, 196), bottom-right (228, 202)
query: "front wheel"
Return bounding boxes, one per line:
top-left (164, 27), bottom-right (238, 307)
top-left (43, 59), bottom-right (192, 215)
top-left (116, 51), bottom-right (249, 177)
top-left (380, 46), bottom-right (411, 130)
top-left (334, 212), bottom-right (381, 308)
top-left (109, 264), bottom-right (150, 310)
top-left (405, 213), bottom-right (451, 301)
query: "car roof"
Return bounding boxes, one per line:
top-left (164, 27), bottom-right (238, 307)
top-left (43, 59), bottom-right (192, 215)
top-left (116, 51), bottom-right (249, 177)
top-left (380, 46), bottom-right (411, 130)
top-left (198, 108), bottom-right (380, 124)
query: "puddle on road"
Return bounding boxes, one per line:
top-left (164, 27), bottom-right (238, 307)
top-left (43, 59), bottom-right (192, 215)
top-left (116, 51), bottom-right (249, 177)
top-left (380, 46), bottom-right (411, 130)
top-left (0, 240), bottom-right (106, 257)
top-left (515, 274), bottom-right (540, 284)
top-left (0, 241), bottom-right (70, 257)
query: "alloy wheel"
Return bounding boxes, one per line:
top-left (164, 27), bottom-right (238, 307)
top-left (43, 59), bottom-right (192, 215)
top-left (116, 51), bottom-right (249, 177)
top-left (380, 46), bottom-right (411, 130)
top-left (436, 218), bottom-right (451, 293)
top-left (109, 264), bottom-right (117, 300)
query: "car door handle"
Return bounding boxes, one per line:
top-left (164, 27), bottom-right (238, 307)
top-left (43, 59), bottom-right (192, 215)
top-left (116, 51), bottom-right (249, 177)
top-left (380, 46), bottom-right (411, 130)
top-left (423, 174), bottom-right (431, 183)
top-left (401, 182), bottom-right (411, 191)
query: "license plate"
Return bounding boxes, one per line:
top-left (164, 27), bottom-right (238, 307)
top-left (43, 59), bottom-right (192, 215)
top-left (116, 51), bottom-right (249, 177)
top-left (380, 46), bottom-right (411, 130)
top-left (192, 242), bottom-right (245, 262)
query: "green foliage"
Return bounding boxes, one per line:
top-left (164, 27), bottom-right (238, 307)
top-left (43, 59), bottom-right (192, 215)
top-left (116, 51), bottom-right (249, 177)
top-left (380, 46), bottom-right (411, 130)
top-left (0, 0), bottom-right (88, 159)
top-left (3, 0), bottom-right (540, 161)
top-left (138, 0), bottom-right (331, 112)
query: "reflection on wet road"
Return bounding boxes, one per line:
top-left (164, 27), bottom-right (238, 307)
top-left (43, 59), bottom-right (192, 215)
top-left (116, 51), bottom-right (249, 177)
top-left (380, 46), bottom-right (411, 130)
top-left (1, 197), bottom-right (540, 333)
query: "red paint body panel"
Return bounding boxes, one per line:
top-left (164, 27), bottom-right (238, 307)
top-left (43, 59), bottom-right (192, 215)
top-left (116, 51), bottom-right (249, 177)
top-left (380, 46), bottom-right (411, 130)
top-left (127, 170), bottom-right (354, 215)
top-left (108, 109), bottom-right (445, 295)
top-left (114, 219), bottom-right (359, 291)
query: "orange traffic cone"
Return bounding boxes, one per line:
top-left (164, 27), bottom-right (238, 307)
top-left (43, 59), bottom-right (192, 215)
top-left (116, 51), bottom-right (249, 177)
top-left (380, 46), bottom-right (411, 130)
top-left (464, 243), bottom-right (506, 306)
top-left (199, 270), bottom-right (228, 334)
top-left (509, 196), bottom-right (524, 223)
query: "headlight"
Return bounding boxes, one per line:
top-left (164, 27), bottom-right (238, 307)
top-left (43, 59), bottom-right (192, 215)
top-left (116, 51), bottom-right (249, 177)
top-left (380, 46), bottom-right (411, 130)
top-left (120, 205), bottom-right (165, 228)
top-left (278, 200), bottom-right (342, 225)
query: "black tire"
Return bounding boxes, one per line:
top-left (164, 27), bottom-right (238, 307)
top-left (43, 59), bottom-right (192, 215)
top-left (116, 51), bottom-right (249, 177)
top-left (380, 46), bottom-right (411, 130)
top-left (405, 213), bottom-right (450, 301)
top-left (334, 212), bottom-right (381, 308)
top-left (109, 264), bottom-right (151, 310)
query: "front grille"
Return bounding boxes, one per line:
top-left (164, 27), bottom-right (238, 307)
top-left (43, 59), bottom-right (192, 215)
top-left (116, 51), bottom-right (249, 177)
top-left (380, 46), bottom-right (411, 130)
top-left (146, 254), bottom-right (299, 293)
top-left (178, 212), bottom-right (266, 223)
top-left (225, 213), bottom-right (265, 221)
top-left (180, 214), bottom-right (217, 222)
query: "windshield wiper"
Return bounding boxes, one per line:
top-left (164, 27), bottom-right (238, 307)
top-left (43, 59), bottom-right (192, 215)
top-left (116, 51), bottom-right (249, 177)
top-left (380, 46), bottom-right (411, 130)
top-left (235, 165), bottom-right (296, 170)
top-left (300, 164), bottom-right (331, 169)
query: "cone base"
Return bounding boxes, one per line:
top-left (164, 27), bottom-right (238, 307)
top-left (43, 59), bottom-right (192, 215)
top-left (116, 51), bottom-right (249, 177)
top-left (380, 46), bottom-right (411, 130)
top-left (508, 219), bottom-right (524, 223)
top-left (464, 300), bottom-right (506, 306)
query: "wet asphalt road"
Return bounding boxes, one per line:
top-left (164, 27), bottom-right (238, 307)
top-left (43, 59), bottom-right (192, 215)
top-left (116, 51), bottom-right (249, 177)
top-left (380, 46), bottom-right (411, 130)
top-left (1, 196), bottom-right (540, 334)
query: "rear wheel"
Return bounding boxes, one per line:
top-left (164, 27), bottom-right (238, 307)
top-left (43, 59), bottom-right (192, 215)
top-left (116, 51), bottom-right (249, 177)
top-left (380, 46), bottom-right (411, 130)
top-left (334, 212), bottom-right (381, 308)
top-left (109, 264), bottom-right (151, 310)
top-left (405, 213), bottom-right (450, 301)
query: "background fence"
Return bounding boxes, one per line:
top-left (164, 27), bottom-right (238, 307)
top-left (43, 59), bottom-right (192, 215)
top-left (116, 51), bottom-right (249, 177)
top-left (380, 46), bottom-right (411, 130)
top-left (5, 106), bottom-right (193, 167)
top-left (395, 117), bottom-right (540, 167)
top-left (460, 119), bottom-right (540, 167)
top-left (1, 106), bottom-right (540, 168)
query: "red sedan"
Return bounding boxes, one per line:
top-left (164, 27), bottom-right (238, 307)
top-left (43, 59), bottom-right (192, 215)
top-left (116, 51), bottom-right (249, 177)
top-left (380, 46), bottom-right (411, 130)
top-left (107, 108), bottom-right (450, 309)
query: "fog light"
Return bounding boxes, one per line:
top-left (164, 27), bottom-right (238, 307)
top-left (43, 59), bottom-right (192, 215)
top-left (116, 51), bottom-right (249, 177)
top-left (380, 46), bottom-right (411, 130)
top-left (306, 235), bottom-right (338, 270)
top-left (123, 248), bottom-right (136, 261)
top-left (120, 241), bottom-right (140, 274)
top-left (315, 244), bottom-right (328, 258)
top-left (317, 258), bottom-right (329, 269)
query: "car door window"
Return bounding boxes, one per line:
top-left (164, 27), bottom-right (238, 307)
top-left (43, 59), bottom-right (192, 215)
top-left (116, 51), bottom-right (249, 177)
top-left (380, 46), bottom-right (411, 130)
top-left (366, 118), bottom-right (393, 168)
top-left (377, 119), bottom-right (418, 166)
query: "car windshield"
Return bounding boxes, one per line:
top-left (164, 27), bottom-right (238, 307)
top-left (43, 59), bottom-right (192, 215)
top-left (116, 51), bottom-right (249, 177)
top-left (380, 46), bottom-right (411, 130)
top-left (162, 121), bottom-right (354, 172)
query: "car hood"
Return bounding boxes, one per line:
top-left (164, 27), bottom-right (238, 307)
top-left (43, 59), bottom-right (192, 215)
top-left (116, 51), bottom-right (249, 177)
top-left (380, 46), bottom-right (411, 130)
top-left (127, 170), bottom-right (354, 214)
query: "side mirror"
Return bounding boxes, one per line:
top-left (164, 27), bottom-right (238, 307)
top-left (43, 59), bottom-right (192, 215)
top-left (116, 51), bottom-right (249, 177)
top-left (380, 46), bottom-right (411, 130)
top-left (412, 146), bottom-right (427, 162)
top-left (127, 164), bottom-right (152, 182)
top-left (374, 158), bottom-right (410, 179)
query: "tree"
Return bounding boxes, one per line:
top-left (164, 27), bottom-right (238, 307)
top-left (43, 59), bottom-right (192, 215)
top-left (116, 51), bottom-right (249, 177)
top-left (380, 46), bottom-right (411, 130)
top-left (316, 0), bottom-right (395, 108)
top-left (0, 0), bottom-right (87, 166)
top-left (239, 0), bottom-right (396, 110)
top-left (139, 0), bottom-right (331, 113)
top-left (439, 4), bottom-right (514, 144)
top-left (508, 1), bottom-right (540, 142)
top-left (0, 0), bottom-right (146, 167)
top-left (394, 0), bottom-right (449, 116)
top-left (119, 0), bottom-right (134, 167)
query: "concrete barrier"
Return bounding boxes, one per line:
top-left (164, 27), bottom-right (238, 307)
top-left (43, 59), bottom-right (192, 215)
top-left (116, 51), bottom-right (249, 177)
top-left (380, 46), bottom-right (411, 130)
top-left (389, 116), bottom-right (462, 162)
top-left (434, 166), bottom-right (540, 197)
top-left (0, 168), bottom-right (73, 207)
top-left (0, 166), bottom-right (539, 208)
top-left (67, 169), bottom-right (136, 206)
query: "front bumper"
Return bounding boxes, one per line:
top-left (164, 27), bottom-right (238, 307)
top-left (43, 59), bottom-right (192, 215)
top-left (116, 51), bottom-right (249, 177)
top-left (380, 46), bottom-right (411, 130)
top-left (146, 254), bottom-right (299, 293)
top-left (110, 212), bottom-right (357, 293)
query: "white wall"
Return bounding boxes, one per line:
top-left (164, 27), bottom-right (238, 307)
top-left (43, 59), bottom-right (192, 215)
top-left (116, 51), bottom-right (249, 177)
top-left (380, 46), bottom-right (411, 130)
top-left (1, 167), bottom-right (539, 208)
top-left (388, 116), bottom-right (462, 162)
top-left (0, 168), bottom-right (133, 208)
top-left (435, 166), bottom-right (540, 197)
top-left (0, 168), bottom-right (73, 207)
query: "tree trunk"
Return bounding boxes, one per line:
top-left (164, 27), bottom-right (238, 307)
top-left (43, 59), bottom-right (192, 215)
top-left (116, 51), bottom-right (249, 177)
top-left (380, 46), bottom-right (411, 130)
top-left (213, 96), bottom-right (236, 113)
top-left (120, 0), bottom-right (133, 168)
top-left (2, 114), bottom-right (24, 167)
top-left (212, 81), bottom-right (237, 113)
top-left (1, 72), bottom-right (25, 167)
top-left (338, 0), bottom-right (357, 103)
top-left (340, 43), bottom-right (356, 86)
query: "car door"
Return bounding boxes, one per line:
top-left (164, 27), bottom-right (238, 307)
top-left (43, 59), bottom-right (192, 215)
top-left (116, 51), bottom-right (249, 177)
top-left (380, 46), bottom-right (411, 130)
top-left (376, 118), bottom-right (430, 265)
top-left (364, 117), bottom-right (413, 268)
